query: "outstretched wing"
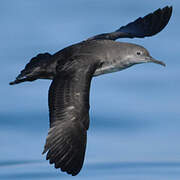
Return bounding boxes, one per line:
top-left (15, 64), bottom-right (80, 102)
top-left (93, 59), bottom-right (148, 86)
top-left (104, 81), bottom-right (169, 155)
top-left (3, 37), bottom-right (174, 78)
top-left (88, 6), bottom-right (172, 41)
top-left (42, 55), bottom-right (101, 176)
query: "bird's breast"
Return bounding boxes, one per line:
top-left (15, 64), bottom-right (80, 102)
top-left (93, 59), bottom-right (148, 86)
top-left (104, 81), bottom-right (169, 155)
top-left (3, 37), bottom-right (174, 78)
top-left (93, 58), bottom-right (126, 76)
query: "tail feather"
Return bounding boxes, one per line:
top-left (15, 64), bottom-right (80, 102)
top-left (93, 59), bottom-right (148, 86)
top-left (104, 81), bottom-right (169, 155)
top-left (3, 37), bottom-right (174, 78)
top-left (9, 52), bottom-right (53, 85)
top-left (24, 53), bottom-right (52, 70)
top-left (9, 77), bottom-right (36, 85)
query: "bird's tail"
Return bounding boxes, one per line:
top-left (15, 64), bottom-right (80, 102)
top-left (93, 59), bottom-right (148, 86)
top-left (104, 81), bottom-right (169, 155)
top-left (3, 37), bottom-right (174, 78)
top-left (9, 53), bottom-right (53, 85)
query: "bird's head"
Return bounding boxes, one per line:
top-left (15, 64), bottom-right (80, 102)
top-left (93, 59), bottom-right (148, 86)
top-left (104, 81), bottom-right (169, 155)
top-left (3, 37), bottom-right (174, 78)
top-left (121, 43), bottom-right (165, 67)
top-left (93, 41), bottom-right (166, 76)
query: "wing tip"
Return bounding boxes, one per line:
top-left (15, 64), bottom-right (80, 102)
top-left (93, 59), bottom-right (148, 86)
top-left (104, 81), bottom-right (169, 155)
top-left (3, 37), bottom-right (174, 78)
top-left (42, 121), bottom-right (87, 176)
top-left (162, 5), bottom-right (173, 17)
top-left (126, 5), bottom-right (173, 38)
top-left (86, 5), bottom-right (173, 41)
top-left (44, 151), bottom-right (83, 176)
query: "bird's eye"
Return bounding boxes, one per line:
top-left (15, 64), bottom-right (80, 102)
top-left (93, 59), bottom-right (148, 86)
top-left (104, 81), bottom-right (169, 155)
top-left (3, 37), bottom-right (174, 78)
top-left (136, 51), bottom-right (141, 56)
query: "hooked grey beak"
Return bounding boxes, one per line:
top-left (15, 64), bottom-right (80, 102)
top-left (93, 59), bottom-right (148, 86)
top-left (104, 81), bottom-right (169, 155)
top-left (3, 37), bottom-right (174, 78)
top-left (148, 56), bottom-right (166, 67)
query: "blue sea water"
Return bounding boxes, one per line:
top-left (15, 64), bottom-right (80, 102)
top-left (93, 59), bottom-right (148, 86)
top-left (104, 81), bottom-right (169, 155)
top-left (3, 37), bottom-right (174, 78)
top-left (1, 0), bottom-right (180, 179)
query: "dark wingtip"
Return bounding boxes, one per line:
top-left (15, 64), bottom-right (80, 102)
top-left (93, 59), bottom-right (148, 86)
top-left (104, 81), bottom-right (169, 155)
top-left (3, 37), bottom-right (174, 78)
top-left (156, 5), bottom-right (173, 30)
top-left (87, 5), bottom-right (173, 41)
top-left (168, 5), bottom-right (173, 17)
top-left (165, 5), bottom-right (173, 11)
top-left (117, 5), bottom-right (173, 38)
top-left (141, 5), bottom-right (173, 37)
top-left (163, 5), bottom-right (173, 19)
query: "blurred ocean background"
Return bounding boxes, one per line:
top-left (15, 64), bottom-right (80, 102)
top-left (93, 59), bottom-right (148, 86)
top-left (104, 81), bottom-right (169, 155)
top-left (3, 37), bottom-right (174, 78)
top-left (1, 0), bottom-right (180, 179)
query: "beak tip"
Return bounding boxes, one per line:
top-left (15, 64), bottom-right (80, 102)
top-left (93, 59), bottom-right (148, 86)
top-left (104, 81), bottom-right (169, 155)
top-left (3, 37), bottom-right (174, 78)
top-left (149, 57), bottom-right (166, 67)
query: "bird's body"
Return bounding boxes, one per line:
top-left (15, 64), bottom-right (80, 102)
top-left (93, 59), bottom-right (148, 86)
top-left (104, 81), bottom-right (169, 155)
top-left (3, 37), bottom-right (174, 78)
top-left (10, 6), bottom-right (172, 176)
top-left (11, 40), bottom-right (164, 83)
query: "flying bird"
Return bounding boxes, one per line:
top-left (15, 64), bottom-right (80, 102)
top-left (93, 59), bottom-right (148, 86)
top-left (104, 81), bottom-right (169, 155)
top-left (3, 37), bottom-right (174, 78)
top-left (10, 6), bottom-right (172, 176)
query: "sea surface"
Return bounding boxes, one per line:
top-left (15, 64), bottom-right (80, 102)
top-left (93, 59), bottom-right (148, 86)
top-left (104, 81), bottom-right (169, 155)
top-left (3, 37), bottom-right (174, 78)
top-left (1, 0), bottom-right (180, 179)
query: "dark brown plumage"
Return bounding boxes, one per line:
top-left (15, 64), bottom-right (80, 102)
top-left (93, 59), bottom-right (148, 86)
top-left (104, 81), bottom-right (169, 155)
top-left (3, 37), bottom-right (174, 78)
top-left (9, 6), bottom-right (172, 176)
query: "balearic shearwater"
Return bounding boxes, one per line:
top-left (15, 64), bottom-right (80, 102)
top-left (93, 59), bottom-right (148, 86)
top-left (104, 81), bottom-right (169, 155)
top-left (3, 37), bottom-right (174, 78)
top-left (10, 6), bottom-right (172, 176)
